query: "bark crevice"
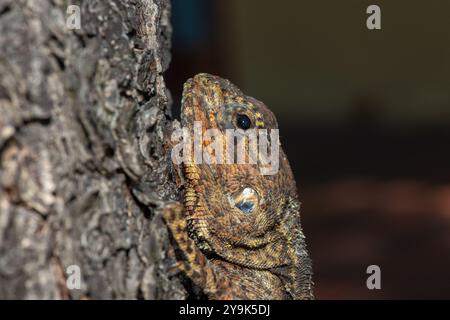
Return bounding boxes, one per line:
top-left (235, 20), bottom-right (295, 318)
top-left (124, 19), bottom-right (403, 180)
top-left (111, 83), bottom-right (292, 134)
top-left (0, 0), bottom-right (185, 299)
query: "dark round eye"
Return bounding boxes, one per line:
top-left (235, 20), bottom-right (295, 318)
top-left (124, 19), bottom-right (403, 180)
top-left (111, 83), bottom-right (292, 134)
top-left (236, 114), bottom-right (251, 130)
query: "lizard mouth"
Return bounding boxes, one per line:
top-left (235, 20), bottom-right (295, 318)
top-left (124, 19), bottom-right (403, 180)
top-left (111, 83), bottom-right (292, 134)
top-left (179, 74), bottom-right (224, 252)
top-left (180, 75), bottom-right (217, 128)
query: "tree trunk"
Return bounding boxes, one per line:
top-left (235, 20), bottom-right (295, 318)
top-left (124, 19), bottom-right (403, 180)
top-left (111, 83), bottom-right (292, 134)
top-left (0, 0), bottom-right (186, 299)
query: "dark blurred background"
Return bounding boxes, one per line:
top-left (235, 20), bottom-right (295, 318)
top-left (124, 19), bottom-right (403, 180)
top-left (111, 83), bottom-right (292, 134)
top-left (166, 0), bottom-right (450, 299)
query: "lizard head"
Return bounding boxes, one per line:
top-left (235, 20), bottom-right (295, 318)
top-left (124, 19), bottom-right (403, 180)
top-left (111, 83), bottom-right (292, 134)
top-left (178, 73), bottom-right (307, 278)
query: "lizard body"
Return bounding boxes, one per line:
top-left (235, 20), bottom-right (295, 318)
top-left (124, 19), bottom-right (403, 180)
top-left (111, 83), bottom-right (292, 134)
top-left (161, 73), bottom-right (313, 299)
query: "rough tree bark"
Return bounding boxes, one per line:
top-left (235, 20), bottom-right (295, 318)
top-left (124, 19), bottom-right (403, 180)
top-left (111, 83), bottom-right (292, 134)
top-left (0, 0), bottom-right (187, 299)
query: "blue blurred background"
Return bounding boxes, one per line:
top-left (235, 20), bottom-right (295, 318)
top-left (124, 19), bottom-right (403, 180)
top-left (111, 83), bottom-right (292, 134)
top-left (166, 0), bottom-right (450, 299)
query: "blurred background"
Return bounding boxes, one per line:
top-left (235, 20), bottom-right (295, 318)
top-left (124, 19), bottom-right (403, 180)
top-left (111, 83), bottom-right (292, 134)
top-left (166, 0), bottom-right (450, 299)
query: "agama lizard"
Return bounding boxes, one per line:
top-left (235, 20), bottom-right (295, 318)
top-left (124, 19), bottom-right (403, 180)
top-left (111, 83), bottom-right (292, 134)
top-left (160, 73), bottom-right (313, 299)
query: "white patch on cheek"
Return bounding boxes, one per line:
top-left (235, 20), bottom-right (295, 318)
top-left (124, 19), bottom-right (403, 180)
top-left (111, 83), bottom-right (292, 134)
top-left (227, 193), bottom-right (235, 208)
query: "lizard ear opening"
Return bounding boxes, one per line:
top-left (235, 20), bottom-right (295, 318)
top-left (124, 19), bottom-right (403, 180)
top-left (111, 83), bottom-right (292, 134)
top-left (229, 187), bottom-right (259, 215)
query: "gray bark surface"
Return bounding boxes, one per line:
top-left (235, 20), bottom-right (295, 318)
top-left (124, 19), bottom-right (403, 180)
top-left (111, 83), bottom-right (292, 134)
top-left (0, 0), bottom-right (186, 299)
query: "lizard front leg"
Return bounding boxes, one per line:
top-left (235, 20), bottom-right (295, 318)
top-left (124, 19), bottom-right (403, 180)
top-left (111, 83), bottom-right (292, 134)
top-left (159, 202), bottom-right (235, 299)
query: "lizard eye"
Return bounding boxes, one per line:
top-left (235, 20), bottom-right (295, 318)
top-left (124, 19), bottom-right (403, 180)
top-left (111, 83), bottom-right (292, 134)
top-left (230, 187), bottom-right (258, 214)
top-left (236, 114), bottom-right (251, 130)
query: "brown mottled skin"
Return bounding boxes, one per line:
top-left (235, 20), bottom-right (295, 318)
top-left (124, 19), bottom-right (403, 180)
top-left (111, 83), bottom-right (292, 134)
top-left (161, 73), bottom-right (313, 299)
